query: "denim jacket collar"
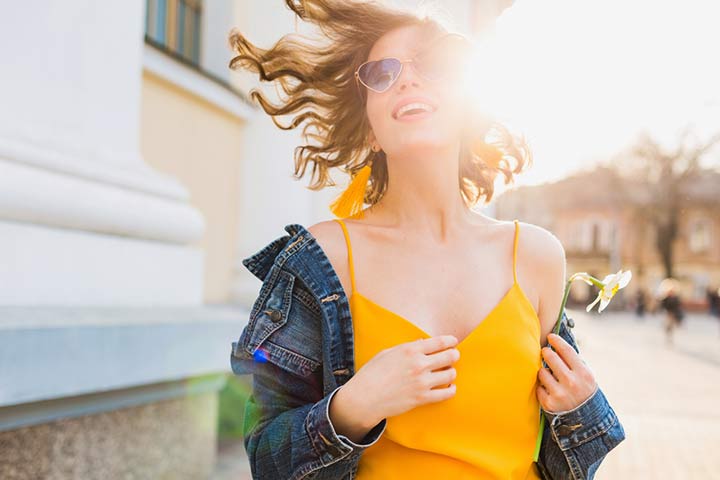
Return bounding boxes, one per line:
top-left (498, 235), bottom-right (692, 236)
top-left (242, 223), bottom-right (307, 282)
top-left (240, 223), bottom-right (357, 388)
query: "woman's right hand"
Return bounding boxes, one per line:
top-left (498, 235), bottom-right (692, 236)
top-left (331, 335), bottom-right (460, 434)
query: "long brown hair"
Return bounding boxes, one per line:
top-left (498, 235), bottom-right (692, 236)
top-left (228, 0), bottom-right (532, 208)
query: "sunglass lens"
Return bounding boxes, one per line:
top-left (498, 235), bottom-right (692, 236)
top-left (359, 58), bottom-right (401, 92)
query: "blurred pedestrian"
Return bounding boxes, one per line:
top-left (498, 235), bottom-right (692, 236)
top-left (634, 288), bottom-right (647, 319)
top-left (706, 285), bottom-right (719, 318)
top-left (707, 285), bottom-right (720, 337)
top-left (657, 278), bottom-right (684, 346)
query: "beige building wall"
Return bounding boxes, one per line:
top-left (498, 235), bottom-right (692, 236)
top-left (140, 70), bottom-right (245, 303)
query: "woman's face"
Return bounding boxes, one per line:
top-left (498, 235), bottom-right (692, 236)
top-left (362, 24), bottom-right (468, 158)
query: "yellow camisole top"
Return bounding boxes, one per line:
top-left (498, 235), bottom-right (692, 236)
top-left (334, 218), bottom-right (543, 480)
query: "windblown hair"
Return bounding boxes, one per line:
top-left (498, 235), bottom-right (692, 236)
top-left (228, 0), bottom-right (532, 207)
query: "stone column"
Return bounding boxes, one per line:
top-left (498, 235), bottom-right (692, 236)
top-left (0, 0), bottom-right (205, 305)
top-left (0, 2), bottom-right (237, 478)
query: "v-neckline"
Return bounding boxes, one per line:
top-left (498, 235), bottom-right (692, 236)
top-left (351, 281), bottom-right (536, 350)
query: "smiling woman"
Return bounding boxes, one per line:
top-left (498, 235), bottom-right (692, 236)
top-left (228, 1), bottom-right (624, 479)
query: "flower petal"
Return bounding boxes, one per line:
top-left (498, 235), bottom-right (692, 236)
top-left (618, 270), bottom-right (632, 288)
top-left (599, 296), bottom-right (611, 312)
top-left (586, 294), bottom-right (601, 312)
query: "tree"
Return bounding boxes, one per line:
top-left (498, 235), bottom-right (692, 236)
top-left (612, 124), bottom-right (720, 279)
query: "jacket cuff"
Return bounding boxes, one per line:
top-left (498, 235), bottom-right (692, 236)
top-left (542, 386), bottom-right (620, 451)
top-left (305, 385), bottom-right (387, 466)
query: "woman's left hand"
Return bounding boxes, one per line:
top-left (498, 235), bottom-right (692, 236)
top-left (536, 333), bottom-right (598, 413)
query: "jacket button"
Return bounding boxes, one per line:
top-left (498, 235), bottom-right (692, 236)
top-left (567, 317), bottom-right (575, 328)
top-left (266, 309), bottom-right (283, 322)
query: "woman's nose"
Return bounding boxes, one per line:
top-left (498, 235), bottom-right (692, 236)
top-left (395, 64), bottom-right (422, 91)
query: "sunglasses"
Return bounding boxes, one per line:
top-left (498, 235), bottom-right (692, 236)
top-left (354, 32), bottom-right (472, 94)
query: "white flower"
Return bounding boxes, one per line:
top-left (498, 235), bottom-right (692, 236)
top-left (586, 269), bottom-right (633, 313)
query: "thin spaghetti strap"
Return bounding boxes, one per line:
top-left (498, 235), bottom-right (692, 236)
top-left (333, 218), bottom-right (357, 293)
top-left (512, 219), bottom-right (519, 285)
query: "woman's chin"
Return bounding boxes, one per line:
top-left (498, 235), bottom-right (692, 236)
top-left (389, 140), bottom-right (455, 156)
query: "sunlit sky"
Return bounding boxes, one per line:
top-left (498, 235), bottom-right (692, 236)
top-left (465, 0), bottom-right (720, 188)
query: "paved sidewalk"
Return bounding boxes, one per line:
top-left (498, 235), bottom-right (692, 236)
top-left (212, 437), bottom-right (251, 480)
top-left (212, 309), bottom-right (720, 479)
top-left (571, 309), bottom-right (720, 479)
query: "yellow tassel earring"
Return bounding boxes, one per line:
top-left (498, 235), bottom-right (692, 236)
top-left (328, 145), bottom-right (377, 219)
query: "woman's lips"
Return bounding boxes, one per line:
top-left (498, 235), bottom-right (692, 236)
top-left (392, 96), bottom-right (438, 119)
top-left (394, 108), bottom-right (436, 122)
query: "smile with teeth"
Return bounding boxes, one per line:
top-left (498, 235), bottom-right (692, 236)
top-left (395, 102), bottom-right (436, 119)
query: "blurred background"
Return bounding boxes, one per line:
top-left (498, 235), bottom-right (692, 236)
top-left (0, 0), bottom-right (717, 479)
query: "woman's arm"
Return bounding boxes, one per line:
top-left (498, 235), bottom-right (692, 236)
top-left (231, 350), bottom-right (387, 480)
top-left (535, 310), bottom-right (626, 480)
top-left (229, 263), bottom-right (387, 480)
top-left (525, 223), bottom-right (625, 478)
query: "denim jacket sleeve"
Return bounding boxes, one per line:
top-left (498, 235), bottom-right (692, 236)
top-left (230, 356), bottom-right (386, 480)
top-left (229, 265), bottom-right (387, 480)
top-left (535, 309), bottom-right (626, 480)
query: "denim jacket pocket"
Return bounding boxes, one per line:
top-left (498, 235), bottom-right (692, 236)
top-left (232, 266), bottom-right (321, 378)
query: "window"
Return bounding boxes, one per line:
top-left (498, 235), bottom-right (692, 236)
top-left (689, 218), bottom-right (711, 253)
top-left (574, 219), bottom-right (612, 252)
top-left (145, 0), bottom-right (202, 66)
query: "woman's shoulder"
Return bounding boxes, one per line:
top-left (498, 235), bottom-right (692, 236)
top-left (470, 217), bottom-right (564, 268)
top-left (307, 219), bottom-right (341, 239)
top-left (307, 219), bottom-right (347, 259)
top-left (515, 220), bottom-right (566, 267)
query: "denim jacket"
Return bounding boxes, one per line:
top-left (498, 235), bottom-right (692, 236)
top-left (230, 223), bottom-right (626, 480)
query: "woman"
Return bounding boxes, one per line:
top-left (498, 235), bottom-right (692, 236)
top-left (229, 1), bottom-right (625, 478)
